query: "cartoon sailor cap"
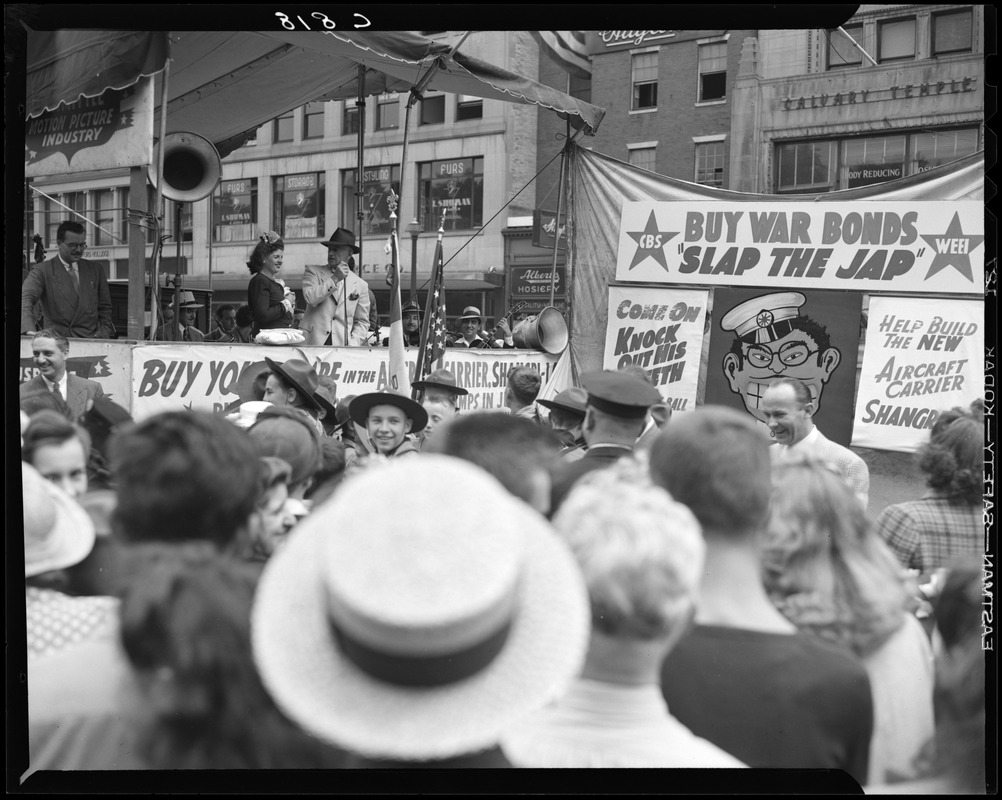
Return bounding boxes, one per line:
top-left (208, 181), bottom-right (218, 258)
top-left (719, 292), bottom-right (806, 344)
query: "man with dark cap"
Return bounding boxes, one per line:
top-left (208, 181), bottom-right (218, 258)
top-left (538, 387), bottom-right (588, 462)
top-left (383, 298), bottom-right (422, 347)
top-left (548, 370), bottom-right (661, 515)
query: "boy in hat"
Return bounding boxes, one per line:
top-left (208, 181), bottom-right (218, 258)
top-left (538, 386), bottom-right (588, 461)
top-left (447, 306), bottom-right (513, 349)
top-left (548, 369), bottom-right (661, 516)
top-left (348, 391), bottom-right (428, 459)
top-left (302, 227), bottom-right (371, 347)
top-left (383, 298), bottom-right (422, 347)
top-left (155, 291), bottom-right (205, 342)
top-left (412, 368), bottom-right (468, 450)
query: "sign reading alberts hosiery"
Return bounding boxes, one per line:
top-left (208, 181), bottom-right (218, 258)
top-left (511, 266), bottom-right (565, 297)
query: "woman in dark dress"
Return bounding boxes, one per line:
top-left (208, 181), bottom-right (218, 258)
top-left (246, 231), bottom-right (294, 335)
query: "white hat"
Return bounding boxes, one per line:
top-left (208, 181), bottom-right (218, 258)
top-left (252, 455), bottom-right (590, 762)
top-left (226, 400), bottom-right (273, 429)
top-left (23, 462), bottom-right (96, 578)
top-left (177, 290), bottom-right (203, 308)
top-left (719, 291), bottom-right (806, 344)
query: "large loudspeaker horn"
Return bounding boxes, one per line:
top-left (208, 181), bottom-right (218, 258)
top-left (149, 132), bottom-right (222, 202)
top-left (512, 307), bottom-right (569, 354)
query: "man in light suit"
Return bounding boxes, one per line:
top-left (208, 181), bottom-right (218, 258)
top-left (21, 221), bottom-right (114, 339)
top-left (761, 377), bottom-right (870, 510)
top-left (20, 329), bottom-right (104, 423)
top-left (301, 228), bottom-right (371, 347)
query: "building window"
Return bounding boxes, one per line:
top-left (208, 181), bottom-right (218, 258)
top-left (694, 141), bottom-right (725, 187)
top-left (342, 165), bottom-right (401, 236)
top-left (45, 192), bottom-right (87, 245)
top-left (93, 189), bottom-right (117, 246)
top-left (878, 17), bottom-right (916, 63)
top-left (303, 101), bottom-right (326, 139)
top-left (628, 146), bottom-right (656, 172)
top-left (418, 157), bottom-right (484, 232)
top-left (698, 42), bottom-right (727, 102)
top-left (909, 128), bottom-right (980, 173)
top-left (827, 24), bottom-right (863, 68)
top-left (456, 94), bottom-right (483, 121)
top-left (343, 103), bottom-right (360, 136)
top-left (843, 134), bottom-right (907, 188)
top-left (933, 8), bottom-right (973, 55)
top-left (420, 95), bottom-right (446, 126)
top-left (214, 179), bottom-right (257, 243)
top-left (273, 173), bottom-right (325, 239)
top-left (376, 94), bottom-right (399, 130)
top-left (155, 191), bottom-right (194, 244)
top-left (776, 141), bottom-right (837, 193)
top-left (631, 52), bottom-right (658, 110)
top-left (274, 111), bottom-right (294, 143)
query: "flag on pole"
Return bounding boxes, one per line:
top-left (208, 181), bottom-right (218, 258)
top-left (386, 194), bottom-right (411, 397)
top-left (531, 32), bottom-right (591, 79)
top-left (414, 215), bottom-right (448, 387)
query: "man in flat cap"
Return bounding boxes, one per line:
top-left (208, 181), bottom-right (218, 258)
top-left (548, 370), bottom-right (661, 516)
top-left (721, 291), bottom-right (842, 423)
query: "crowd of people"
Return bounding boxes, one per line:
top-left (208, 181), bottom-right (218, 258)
top-left (15, 311), bottom-right (989, 789)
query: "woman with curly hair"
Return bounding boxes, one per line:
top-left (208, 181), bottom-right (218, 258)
top-left (873, 401), bottom-right (983, 576)
top-left (246, 231), bottom-right (294, 335)
top-left (120, 548), bottom-right (349, 768)
top-left (761, 458), bottom-right (935, 786)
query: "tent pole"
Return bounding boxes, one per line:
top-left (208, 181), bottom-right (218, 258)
top-left (355, 64), bottom-right (366, 267)
top-left (148, 58), bottom-right (171, 340)
top-left (549, 74), bottom-right (571, 308)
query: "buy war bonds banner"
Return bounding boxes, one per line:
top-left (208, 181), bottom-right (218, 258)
top-left (616, 201), bottom-right (984, 295)
top-left (130, 344), bottom-right (559, 421)
top-left (852, 296), bottom-right (984, 453)
top-left (603, 286), bottom-right (708, 413)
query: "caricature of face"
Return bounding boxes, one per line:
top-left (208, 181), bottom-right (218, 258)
top-left (722, 323), bottom-right (840, 423)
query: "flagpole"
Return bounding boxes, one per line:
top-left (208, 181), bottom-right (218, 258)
top-left (549, 72), bottom-right (571, 308)
top-left (414, 210), bottom-right (446, 390)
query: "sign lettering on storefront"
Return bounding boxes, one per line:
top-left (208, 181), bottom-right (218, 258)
top-left (781, 77), bottom-right (977, 111)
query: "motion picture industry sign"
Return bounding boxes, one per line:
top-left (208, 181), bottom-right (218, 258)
top-left (25, 79), bottom-right (154, 177)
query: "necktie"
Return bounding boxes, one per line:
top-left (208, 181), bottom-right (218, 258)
top-left (183, 328), bottom-right (191, 342)
top-left (67, 265), bottom-right (80, 293)
top-left (53, 381), bottom-right (63, 401)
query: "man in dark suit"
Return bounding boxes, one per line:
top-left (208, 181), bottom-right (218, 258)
top-left (548, 370), bottom-right (661, 516)
top-left (20, 329), bottom-right (104, 423)
top-left (20, 221), bottom-right (114, 339)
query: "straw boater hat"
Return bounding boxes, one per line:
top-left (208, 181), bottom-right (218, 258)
top-left (265, 357), bottom-right (326, 413)
top-left (321, 227), bottom-right (361, 254)
top-left (177, 290), bottom-right (203, 309)
top-left (251, 455), bottom-right (590, 761)
top-left (348, 391), bottom-right (429, 433)
top-left (537, 386), bottom-right (588, 417)
top-left (22, 462), bottom-right (96, 578)
top-left (457, 306), bottom-right (484, 324)
top-left (411, 368), bottom-right (469, 397)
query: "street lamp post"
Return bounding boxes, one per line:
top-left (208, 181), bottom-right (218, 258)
top-left (406, 217), bottom-right (421, 303)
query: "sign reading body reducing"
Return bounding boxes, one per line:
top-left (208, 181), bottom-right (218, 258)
top-left (615, 201), bottom-right (984, 295)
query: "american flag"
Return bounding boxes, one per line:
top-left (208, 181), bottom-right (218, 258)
top-left (531, 32), bottom-right (591, 79)
top-left (414, 222), bottom-right (447, 388)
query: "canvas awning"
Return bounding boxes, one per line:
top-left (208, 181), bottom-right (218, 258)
top-left (25, 30), bottom-right (606, 157)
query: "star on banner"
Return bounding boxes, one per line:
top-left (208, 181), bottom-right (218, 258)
top-left (920, 212), bottom-right (984, 282)
top-left (626, 211), bottom-right (678, 272)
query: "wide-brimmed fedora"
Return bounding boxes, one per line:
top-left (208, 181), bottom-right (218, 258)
top-left (23, 462), bottom-right (96, 578)
top-left (537, 386), bottom-right (588, 417)
top-left (348, 391), bottom-right (428, 433)
top-left (251, 455), bottom-right (590, 761)
top-left (411, 368), bottom-right (469, 397)
top-left (177, 290), bottom-right (202, 308)
top-left (457, 306), bottom-right (484, 323)
top-left (265, 358), bottom-right (322, 412)
top-left (321, 227), bottom-right (360, 254)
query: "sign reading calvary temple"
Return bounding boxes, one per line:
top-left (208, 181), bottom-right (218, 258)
top-left (616, 201), bottom-right (984, 295)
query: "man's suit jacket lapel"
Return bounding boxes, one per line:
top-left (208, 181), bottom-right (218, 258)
top-left (66, 375), bottom-right (88, 420)
top-left (49, 258), bottom-right (81, 317)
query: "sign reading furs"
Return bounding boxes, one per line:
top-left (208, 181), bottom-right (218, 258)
top-left (616, 201), bottom-right (984, 295)
top-left (852, 296), bottom-right (984, 453)
top-left (603, 286), bottom-right (707, 413)
top-left (25, 79), bottom-right (154, 177)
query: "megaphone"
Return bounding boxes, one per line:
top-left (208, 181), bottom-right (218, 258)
top-left (149, 132), bottom-right (222, 202)
top-left (512, 307), bottom-right (569, 354)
